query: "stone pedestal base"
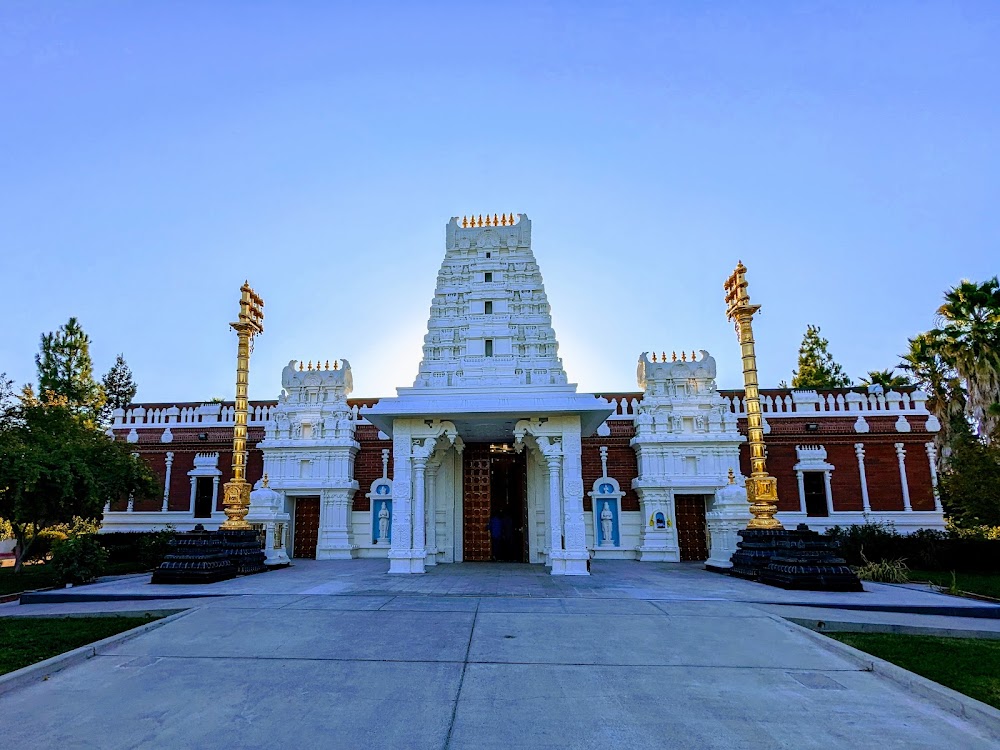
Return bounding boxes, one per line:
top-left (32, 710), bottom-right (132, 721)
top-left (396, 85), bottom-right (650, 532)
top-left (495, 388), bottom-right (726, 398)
top-left (759, 525), bottom-right (863, 592)
top-left (151, 526), bottom-right (236, 584)
top-left (388, 550), bottom-right (426, 574)
top-left (218, 529), bottom-right (267, 576)
top-left (637, 547), bottom-right (680, 562)
top-left (550, 552), bottom-right (590, 576)
top-left (729, 528), bottom-right (785, 580)
top-left (316, 546), bottom-right (356, 560)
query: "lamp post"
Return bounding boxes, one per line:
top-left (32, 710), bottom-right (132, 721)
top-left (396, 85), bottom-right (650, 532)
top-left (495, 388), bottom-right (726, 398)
top-left (724, 262), bottom-right (782, 531)
top-left (221, 281), bottom-right (264, 530)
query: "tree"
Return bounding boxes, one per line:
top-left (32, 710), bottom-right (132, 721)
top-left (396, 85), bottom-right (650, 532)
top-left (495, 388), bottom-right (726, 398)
top-left (0, 372), bottom-right (15, 424)
top-left (901, 331), bottom-right (967, 451)
top-left (859, 368), bottom-right (913, 390)
top-left (938, 421), bottom-right (1000, 527)
top-left (0, 392), bottom-right (159, 572)
top-left (101, 354), bottom-right (137, 424)
top-left (791, 325), bottom-right (852, 389)
top-left (928, 278), bottom-right (1000, 441)
top-left (35, 317), bottom-right (106, 420)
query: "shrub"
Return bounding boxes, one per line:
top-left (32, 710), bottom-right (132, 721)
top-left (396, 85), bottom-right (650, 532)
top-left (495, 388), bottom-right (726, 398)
top-left (96, 529), bottom-right (175, 568)
top-left (856, 552), bottom-right (910, 583)
top-left (50, 535), bottom-right (109, 585)
top-left (22, 529), bottom-right (68, 563)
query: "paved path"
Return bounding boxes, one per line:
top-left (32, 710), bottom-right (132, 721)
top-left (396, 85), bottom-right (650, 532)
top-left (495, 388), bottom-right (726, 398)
top-left (2, 561), bottom-right (998, 748)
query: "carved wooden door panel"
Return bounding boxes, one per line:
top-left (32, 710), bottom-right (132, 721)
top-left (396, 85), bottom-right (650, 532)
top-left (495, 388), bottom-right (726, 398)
top-left (293, 496), bottom-right (320, 559)
top-left (463, 444), bottom-right (492, 562)
top-left (675, 494), bottom-right (709, 562)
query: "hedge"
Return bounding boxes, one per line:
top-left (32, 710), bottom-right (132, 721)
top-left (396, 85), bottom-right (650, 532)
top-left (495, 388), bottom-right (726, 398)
top-left (825, 523), bottom-right (1000, 573)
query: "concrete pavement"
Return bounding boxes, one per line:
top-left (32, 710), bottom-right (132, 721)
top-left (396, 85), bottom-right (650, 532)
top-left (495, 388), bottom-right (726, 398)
top-left (1, 561), bottom-right (999, 748)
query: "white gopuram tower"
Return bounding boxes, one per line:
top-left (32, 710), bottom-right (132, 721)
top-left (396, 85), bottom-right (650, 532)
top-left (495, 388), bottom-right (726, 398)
top-left (366, 214), bottom-right (612, 575)
top-left (259, 359), bottom-right (360, 559)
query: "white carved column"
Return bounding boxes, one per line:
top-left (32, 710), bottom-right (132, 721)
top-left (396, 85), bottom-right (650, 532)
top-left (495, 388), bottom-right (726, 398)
top-left (795, 470), bottom-right (806, 513)
top-left (559, 419), bottom-right (589, 575)
top-left (895, 442), bottom-right (912, 511)
top-left (425, 460), bottom-right (440, 565)
top-left (412, 453), bottom-right (428, 558)
top-left (925, 442), bottom-right (942, 512)
top-left (388, 425), bottom-right (423, 573)
top-left (854, 443), bottom-right (871, 512)
top-left (211, 476), bottom-right (220, 512)
top-left (189, 477), bottom-right (197, 513)
top-left (127, 452), bottom-right (138, 512)
top-left (161, 451), bottom-right (174, 512)
top-left (546, 452), bottom-right (564, 567)
top-left (823, 471), bottom-right (834, 515)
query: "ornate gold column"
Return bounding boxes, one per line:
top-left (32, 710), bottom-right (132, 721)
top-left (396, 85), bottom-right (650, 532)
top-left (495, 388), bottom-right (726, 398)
top-left (724, 262), bottom-right (782, 530)
top-left (221, 281), bottom-right (265, 530)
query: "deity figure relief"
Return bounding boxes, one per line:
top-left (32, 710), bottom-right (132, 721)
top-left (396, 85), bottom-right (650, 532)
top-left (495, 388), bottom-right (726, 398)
top-left (377, 502), bottom-right (390, 543)
top-left (600, 501), bottom-right (614, 546)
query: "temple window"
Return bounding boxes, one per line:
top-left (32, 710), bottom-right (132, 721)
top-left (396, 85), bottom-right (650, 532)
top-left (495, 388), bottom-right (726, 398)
top-left (485, 339), bottom-right (494, 357)
top-left (484, 272), bottom-right (493, 283)
top-left (485, 300), bottom-right (493, 314)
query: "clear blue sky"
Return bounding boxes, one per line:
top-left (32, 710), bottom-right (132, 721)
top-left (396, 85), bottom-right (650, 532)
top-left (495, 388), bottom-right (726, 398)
top-left (2, 2), bottom-right (997, 402)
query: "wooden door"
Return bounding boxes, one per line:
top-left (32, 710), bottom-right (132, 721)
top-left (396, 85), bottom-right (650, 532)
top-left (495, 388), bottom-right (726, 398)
top-left (463, 444), bottom-right (492, 561)
top-left (675, 494), bottom-right (708, 562)
top-left (293, 496), bottom-right (320, 559)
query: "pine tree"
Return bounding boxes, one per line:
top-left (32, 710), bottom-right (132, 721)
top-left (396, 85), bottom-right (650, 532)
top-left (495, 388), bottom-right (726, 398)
top-left (34, 317), bottom-right (106, 418)
top-left (101, 354), bottom-right (138, 419)
top-left (791, 325), bottom-right (852, 389)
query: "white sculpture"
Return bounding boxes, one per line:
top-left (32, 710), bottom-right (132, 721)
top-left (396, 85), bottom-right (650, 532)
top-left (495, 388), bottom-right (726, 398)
top-left (600, 501), bottom-right (614, 546)
top-left (378, 502), bottom-right (390, 542)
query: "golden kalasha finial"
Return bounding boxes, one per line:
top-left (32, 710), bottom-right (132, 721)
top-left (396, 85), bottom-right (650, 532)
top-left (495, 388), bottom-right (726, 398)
top-left (298, 361), bottom-right (304, 371)
top-left (681, 351), bottom-right (687, 362)
top-left (478, 214), bottom-right (484, 227)
top-left (493, 213), bottom-right (499, 226)
top-left (324, 360), bottom-right (330, 370)
top-left (333, 359), bottom-right (339, 370)
top-left (462, 216), bottom-right (468, 228)
top-left (651, 352), bottom-right (657, 362)
top-left (262, 473), bottom-right (270, 488)
top-left (500, 213), bottom-right (507, 226)
top-left (671, 351), bottom-right (677, 361)
top-left (661, 351), bottom-right (666, 362)
top-left (307, 360), bottom-right (313, 371)
top-left (692, 350), bottom-right (697, 361)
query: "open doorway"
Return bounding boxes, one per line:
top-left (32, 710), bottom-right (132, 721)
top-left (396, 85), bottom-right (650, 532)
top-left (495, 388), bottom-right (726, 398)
top-left (463, 443), bottom-right (527, 562)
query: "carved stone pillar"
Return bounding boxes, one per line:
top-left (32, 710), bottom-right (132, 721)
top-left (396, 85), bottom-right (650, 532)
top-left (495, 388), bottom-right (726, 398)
top-left (211, 476), bottom-right (220, 512)
top-left (854, 443), bottom-right (871, 513)
top-left (162, 451), bottom-right (174, 512)
top-left (425, 460), bottom-right (440, 565)
top-left (316, 487), bottom-right (356, 559)
top-left (925, 442), bottom-right (942, 512)
top-left (795, 471), bottom-right (806, 514)
top-left (189, 477), bottom-right (197, 513)
top-left (413, 454), bottom-right (427, 560)
top-left (823, 471), bottom-right (835, 515)
top-left (559, 421), bottom-right (589, 575)
top-left (388, 424), bottom-right (424, 574)
top-left (895, 443), bottom-right (912, 511)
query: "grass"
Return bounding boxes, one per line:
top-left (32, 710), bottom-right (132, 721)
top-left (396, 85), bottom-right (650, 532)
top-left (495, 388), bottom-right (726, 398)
top-left (908, 570), bottom-right (1000, 600)
top-left (0, 615), bottom-right (162, 675)
top-left (829, 633), bottom-right (1000, 709)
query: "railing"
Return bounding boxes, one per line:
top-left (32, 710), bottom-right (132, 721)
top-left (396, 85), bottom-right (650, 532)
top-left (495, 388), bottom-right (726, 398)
top-left (598, 389), bottom-right (930, 420)
top-left (113, 400), bottom-right (378, 428)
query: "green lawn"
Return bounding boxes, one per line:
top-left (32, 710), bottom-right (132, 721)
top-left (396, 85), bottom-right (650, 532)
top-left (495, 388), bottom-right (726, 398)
top-left (908, 570), bottom-right (1000, 600)
top-left (0, 616), bottom-right (161, 675)
top-left (829, 633), bottom-right (1000, 709)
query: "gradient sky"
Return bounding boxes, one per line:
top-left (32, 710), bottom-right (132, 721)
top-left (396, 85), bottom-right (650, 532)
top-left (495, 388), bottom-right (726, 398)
top-left (2, 2), bottom-right (998, 404)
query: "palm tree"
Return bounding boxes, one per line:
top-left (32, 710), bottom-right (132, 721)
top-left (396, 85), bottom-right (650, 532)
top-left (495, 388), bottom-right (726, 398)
top-left (901, 332), bottom-right (967, 452)
top-left (859, 368), bottom-right (912, 390)
top-left (930, 278), bottom-right (1000, 442)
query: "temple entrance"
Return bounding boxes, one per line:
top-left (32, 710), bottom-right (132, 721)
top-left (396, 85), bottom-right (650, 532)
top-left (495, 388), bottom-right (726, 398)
top-left (675, 494), bottom-right (709, 562)
top-left (462, 443), bottom-right (527, 562)
top-left (292, 496), bottom-right (320, 559)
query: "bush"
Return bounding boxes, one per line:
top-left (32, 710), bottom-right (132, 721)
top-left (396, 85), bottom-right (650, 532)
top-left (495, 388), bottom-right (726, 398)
top-left (824, 522), bottom-right (1000, 574)
top-left (50, 535), bottom-right (109, 585)
top-left (96, 529), bottom-right (174, 568)
top-left (22, 529), bottom-right (68, 563)
top-left (856, 552), bottom-right (910, 583)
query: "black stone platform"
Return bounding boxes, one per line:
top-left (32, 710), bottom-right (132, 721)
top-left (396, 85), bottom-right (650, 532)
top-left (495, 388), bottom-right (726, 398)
top-left (218, 528), bottom-right (267, 576)
top-left (759, 525), bottom-right (863, 592)
top-left (151, 526), bottom-right (236, 584)
top-left (730, 524), bottom-right (863, 592)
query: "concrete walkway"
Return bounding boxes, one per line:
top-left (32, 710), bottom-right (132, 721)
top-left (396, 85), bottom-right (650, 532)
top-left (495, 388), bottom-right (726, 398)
top-left (2, 561), bottom-right (999, 748)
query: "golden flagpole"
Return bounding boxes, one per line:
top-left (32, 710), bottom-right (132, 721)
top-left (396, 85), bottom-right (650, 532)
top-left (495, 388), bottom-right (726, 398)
top-left (724, 262), bottom-right (782, 531)
top-left (220, 281), bottom-right (264, 530)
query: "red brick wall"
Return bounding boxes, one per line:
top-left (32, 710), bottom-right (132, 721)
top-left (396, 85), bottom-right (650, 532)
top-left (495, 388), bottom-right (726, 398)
top-left (582, 420), bottom-right (639, 512)
top-left (352, 424), bottom-right (393, 511)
